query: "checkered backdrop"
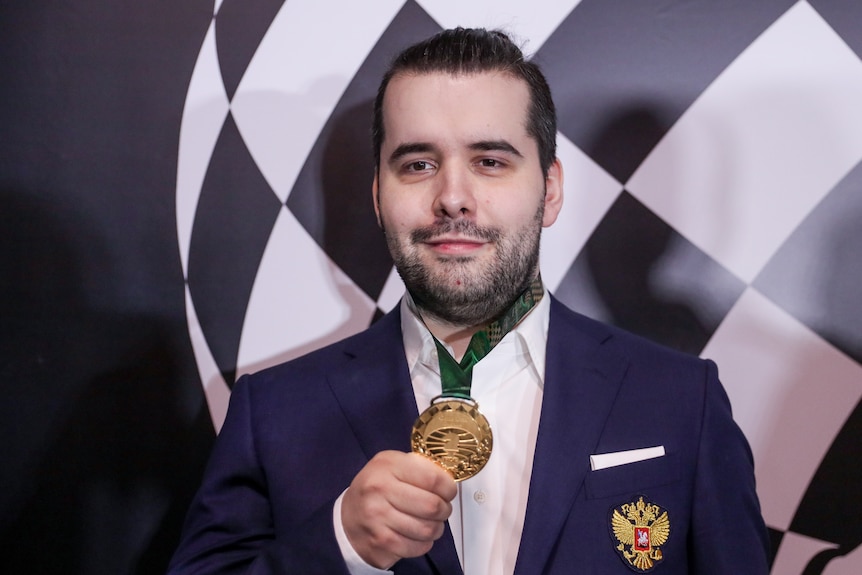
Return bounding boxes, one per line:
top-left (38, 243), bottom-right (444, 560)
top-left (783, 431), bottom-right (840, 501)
top-left (1, 1), bottom-right (859, 573)
top-left (180, 1), bottom-right (862, 571)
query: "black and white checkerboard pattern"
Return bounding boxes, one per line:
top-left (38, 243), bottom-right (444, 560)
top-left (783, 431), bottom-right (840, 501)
top-left (176, 1), bottom-right (862, 572)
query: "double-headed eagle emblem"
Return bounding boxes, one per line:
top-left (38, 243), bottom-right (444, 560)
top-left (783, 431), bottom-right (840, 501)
top-left (610, 496), bottom-right (670, 572)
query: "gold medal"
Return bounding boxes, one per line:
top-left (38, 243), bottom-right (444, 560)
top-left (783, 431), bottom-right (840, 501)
top-left (410, 398), bottom-right (493, 481)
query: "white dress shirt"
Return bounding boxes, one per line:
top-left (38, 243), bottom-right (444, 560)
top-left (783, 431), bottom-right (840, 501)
top-left (334, 292), bottom-right (549, 575)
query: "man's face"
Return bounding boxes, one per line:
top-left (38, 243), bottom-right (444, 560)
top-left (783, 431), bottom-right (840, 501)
top-left (373, 71), bottom-right (563, 327)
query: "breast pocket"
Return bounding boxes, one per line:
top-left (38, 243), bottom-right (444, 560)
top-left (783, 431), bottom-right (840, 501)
top-left (584, 452), bottom-right (680, 500)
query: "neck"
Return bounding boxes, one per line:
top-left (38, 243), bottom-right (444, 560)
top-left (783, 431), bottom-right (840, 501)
top-left (421, 316), bottom-right (484, 362)
top-left (408, 274), bottom-right (545, 362)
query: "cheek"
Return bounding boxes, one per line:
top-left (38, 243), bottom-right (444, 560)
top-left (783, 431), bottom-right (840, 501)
top-left (380, 207), bottom-right (413, 236)
top-left (481, 179), bottom-right (545, 219)
top-left (383, 195), bottom-right (433, 228)
top-left (493, 199), bottom-right (543, 229)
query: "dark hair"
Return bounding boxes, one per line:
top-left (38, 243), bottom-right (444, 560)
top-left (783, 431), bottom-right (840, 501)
top-left (372, 27), bottom-right (557, 175)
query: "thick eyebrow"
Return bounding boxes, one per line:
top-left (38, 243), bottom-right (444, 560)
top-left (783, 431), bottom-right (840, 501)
top-left (386, 139), bottom-right (523, 165)
top-left (388, 142), bottom-right (437, 164)
top-left (469, 139), bottom-right (523, 158)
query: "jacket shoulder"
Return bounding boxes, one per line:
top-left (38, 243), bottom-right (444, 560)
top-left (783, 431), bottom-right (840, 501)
top-left (549, 297), bottom-right (708, 373)
top-left (239, 305), bottom-right (404, 389)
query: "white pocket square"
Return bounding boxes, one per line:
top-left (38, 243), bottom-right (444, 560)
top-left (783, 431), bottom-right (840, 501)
top-left (590, 446), bottom-right (665, 471)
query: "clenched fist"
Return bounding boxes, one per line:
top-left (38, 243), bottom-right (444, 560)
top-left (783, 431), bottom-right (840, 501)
top-left (341, 451), bottom-right (457, 569)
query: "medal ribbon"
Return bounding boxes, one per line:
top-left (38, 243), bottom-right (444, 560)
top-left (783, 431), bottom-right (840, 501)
top-left (431, 277), bottom-right (544, 400)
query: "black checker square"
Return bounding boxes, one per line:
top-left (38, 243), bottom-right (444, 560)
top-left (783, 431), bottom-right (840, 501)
top-left (767, 527), bottom-right (785, 569)
top-left (187, 112), bottom-right (283, 384)
top-left (554, 191), bottom-right (746, 356)
top-left (215, 0), bottom-right (286, 101)
top-left (755, 158), bottom-right (862, 366)
top-left (789, 397), bottom-right (862, 569)
top-left (538, 0), bottom-right (797, 183)
top-left (287, 0), bottom-right (442, 301)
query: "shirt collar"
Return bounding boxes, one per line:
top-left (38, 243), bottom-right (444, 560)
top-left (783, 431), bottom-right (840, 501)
top-left (400, 287), bottom-right (550, 384)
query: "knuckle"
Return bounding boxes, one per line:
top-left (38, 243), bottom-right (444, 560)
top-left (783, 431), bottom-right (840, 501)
top-left (431, 522), bottom-right (445, 540)
top-left (413, 540), bottom-right (435, 556)
top-left (417, 520), bottom-right (442, 541)
top-left (415, 497), bottom-right (438, 517)
top-left (413, 521), bottom-right (433, 541)
top-left (370, 529), bottom-right (398, 551)
top-left (402, 538), bottom-right (433, 559)
top-left (430, 498), bottom-right (450, 519)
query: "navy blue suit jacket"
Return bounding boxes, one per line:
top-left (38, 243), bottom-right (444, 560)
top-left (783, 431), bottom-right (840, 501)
top-left (168, 297), bottom-right (769, 574)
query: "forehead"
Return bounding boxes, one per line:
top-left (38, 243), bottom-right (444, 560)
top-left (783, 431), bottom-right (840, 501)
top-left (381, 71), bottom-right (533, 149)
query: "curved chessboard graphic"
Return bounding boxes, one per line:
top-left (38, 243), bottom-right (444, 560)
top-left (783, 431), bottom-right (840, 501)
top-left (176, 1), bottom-right (862, 572)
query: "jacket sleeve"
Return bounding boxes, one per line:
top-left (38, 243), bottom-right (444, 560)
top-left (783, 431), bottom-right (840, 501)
top-left (689, 360), bottom-right (771, 573)
top-left (166, 376), bottom-right (351, 575)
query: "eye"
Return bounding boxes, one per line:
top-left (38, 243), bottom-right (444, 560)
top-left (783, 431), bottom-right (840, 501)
top-left (405, 160), bottom-right (433, 172)
top-left (478, 158), bottom-right (504, 168)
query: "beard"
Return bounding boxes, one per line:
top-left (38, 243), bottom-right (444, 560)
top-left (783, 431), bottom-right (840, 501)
top-left (382, 204), bottom-right (544, 327)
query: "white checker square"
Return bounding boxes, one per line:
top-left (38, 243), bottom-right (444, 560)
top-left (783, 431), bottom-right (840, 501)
top-left (377, 265), bottom-right (406, 313)
top-left (185, 286), bottom-right (231, 433)
top-left (702, 286), bottom-right (862, 531)
top-left (627, 1), bottom-right (862, 283)
top-left (818, 543), bottom-right (862, 575)
top-left (176, 20), bottom-right (230, 277)
top-left (229, 0), bottom-right (404, 202)
top-left (237, 206), bottom-right (376, 376)
top-left (415, 0), bottom-right (582, 51)
top-left (770, 531), bottom-right (838, 575)
top-left (540, 132), bottom-right (623, 291)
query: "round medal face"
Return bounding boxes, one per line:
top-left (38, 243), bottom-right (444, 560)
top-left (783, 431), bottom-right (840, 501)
top-left (410, 398), bottom-right (493, 481)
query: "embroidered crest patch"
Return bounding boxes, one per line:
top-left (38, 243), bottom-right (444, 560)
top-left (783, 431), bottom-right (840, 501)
top-left (610, 496), bottom-right (670, 572)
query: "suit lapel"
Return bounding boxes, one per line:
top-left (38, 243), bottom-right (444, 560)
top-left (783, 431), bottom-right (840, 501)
top-left (326, 306), bottom-right (463, 575)
top-left (327, 307), bottom-right (417, 457)
top-left (514, 299), bottom-right (630, 575)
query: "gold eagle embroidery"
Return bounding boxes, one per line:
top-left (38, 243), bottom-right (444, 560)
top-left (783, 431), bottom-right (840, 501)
top-left (611, 496), bottom-right (670, 571)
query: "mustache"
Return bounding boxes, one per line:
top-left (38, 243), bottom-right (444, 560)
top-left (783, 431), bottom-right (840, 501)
top-left (410, 219), bottom-right (501, 243)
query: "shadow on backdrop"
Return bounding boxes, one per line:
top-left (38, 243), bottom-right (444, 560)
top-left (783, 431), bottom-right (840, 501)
top-left (0, 189), bottom-right (213, 575)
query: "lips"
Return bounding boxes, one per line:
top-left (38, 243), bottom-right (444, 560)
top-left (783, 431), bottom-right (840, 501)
top-left (426, 235), bottom-right (485, 245)
top-left (411, 221), bottom-right (500, 243)
top-left (425, 236), bottom-right (486, 255)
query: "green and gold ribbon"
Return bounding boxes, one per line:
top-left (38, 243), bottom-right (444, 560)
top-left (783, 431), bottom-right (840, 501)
top-left (430, 277), bottom-right (544, 400)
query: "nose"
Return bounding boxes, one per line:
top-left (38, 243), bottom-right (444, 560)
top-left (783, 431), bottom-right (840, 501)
top-left (432, 165), bottom-right (476, 219)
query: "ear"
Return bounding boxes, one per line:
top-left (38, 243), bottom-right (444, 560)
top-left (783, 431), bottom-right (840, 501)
top-left (541, 158), bottom-right (564, 228)
top-left (372, 169), bottom-right (382, 228)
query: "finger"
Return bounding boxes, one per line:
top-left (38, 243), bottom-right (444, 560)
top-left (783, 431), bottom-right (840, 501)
top-left (381, 505), bottom-right (448, 544)
top-left (361, 525), bottom-right (437, 564)
top-left (394, 453), bottom-right (458, 501)
top-left (386, 478), bottom-right (453, 522)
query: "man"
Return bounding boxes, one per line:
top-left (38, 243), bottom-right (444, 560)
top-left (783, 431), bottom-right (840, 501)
top-left (168, 28), bottom-right (769, 574)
